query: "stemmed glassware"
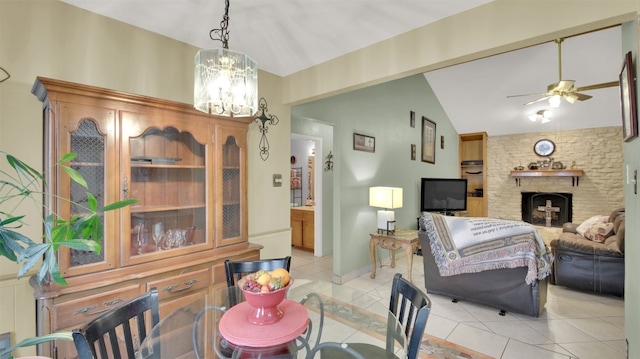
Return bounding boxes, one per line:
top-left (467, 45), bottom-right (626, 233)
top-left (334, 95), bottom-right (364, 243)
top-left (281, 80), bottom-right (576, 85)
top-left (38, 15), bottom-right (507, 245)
top-left (134, 223), bottom-right (146, 255)
top-left (152, 222), bottom-right (164, 251)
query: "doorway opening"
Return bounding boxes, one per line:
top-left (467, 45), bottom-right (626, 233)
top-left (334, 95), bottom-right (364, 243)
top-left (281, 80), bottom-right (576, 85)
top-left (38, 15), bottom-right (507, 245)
top-left (290, 134), bottom-right (322, 256)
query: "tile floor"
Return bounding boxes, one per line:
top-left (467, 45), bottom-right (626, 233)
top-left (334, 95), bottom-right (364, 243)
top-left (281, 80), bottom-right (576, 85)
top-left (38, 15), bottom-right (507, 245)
top-left (290, 248), bottom-right (626, 359)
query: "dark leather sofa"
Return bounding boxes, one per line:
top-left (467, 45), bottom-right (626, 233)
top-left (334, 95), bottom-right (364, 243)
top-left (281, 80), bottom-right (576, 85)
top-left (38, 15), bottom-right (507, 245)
top-left (549, 208), bottom-right (625, 296)
top-left (418, 229), bottom-right (547, 317)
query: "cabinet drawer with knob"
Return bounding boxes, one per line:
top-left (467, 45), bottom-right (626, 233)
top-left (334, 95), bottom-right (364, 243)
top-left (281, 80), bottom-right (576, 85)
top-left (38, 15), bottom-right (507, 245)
top-left (52, 284), bottom-right (142, 330)
top-left (148, 268), bottom-right (210, 302)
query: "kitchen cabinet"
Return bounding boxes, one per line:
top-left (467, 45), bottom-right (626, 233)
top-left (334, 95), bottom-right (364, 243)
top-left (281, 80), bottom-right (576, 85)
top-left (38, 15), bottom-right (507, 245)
top-left (291, 207), bottom-right (314, 251)
top-left (459, 132), bottom-right (487, 217)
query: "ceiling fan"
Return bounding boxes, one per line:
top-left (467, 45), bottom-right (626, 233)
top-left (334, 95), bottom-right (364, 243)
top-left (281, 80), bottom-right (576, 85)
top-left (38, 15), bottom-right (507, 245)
top-left (507, 38), bottom-right (618, 107)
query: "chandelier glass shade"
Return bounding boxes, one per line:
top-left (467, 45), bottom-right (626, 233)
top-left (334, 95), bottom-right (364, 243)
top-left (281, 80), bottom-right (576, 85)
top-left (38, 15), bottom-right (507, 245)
top-left (194, 48), bottom-right (258, 116)
top-left (194, 0), bottom-right (258, 117)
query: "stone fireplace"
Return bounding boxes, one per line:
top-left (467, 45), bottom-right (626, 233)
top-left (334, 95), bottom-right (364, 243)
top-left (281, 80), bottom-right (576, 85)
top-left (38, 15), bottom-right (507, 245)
top-left (521, 192), bottom-right (573, 228)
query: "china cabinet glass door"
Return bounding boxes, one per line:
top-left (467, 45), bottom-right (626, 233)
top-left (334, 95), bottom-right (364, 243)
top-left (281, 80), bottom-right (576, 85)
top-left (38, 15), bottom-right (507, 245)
top-left (215, 125), bottom-right (247, 247)
top-left (121, 115), bottom-right (212, 265)
top-left (55, 104), bottom-right (118, 277)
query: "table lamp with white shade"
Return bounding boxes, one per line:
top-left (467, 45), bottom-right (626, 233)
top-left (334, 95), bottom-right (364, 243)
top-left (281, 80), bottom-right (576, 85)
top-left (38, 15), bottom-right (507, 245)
top-left (369, 187), bottom-right (403, 234)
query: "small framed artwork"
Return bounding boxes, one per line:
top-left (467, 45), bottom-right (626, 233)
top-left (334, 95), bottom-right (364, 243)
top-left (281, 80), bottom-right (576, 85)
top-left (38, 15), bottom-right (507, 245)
top-left (411, 144), bottom-right (416, 160)
top-left (353, 133), bottom-right (375, 152)
top-left (410, 111), bottom-right (416, 128)
top-left (620, 51), bottom-right (637, 142)
top-left (421, 117), bottom-right (436, 164)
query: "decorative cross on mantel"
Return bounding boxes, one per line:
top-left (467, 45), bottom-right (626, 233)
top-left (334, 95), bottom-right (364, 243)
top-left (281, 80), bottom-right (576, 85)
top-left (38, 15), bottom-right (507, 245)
top-left (537, 200), bottom-right (560, 227)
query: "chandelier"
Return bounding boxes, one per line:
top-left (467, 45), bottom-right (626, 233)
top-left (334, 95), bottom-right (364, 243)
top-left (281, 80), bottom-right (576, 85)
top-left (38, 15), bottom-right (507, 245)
top-left (194, 0), bottom-right (258, 116)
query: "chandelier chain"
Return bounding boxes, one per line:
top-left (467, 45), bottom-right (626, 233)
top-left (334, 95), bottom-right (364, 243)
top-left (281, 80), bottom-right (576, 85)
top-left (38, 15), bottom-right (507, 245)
top-left (210, 0), bottom-right (230, 49)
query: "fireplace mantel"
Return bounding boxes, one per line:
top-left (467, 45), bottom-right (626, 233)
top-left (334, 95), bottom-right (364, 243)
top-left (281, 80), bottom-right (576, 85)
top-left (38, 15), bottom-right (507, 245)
top-left (510, 169), bottom-right (584, 186)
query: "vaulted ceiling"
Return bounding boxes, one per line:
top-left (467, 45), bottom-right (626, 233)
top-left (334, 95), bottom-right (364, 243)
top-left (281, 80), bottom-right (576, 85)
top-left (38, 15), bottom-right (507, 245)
top-left (59, 0), bottom-right (623, 136)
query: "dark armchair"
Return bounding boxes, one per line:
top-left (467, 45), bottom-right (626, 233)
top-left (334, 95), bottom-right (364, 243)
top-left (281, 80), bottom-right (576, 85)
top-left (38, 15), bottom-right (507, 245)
top-left (550, 208), bottom-right (625, 296)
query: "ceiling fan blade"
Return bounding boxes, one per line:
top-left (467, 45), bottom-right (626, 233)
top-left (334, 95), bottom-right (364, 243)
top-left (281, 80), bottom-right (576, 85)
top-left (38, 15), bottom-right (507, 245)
top-left (524, 96), bottom-right (551, 106)
top-left (548, 80), bottom-right (575, 92)
top-left (563, 92), bottom-right (592, 104)
top-left (573, 92), bottom-right (592, 101)
top-left (575, 81), bottom-right (619, 91)
top-left (507, 92), bottom-right (548, 98)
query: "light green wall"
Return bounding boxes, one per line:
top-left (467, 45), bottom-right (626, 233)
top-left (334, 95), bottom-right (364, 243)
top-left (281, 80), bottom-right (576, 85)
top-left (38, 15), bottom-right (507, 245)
top-left (621, 19), bottom-right (639, 359)
top-left (292, 74), bottom-right (459, 280)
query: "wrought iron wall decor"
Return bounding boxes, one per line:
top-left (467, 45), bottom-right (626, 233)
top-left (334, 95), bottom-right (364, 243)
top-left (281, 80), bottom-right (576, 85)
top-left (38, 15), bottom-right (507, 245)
top-left (256, 97), bottom-right (279, 161)
top-left (324, 151), bottom-right (334, 171)
top-left (0, 66), bottom-right (9, 83)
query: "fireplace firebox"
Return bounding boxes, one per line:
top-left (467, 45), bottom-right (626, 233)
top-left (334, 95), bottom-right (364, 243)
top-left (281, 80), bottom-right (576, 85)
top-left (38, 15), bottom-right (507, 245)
top-left (521, 192), bottom-right (572, 227)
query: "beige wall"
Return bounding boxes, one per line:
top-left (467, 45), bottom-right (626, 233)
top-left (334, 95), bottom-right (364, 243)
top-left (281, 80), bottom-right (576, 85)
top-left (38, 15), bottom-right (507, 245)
top-left (246, 70), bottom-right (293, 257)
top-left (488, 127), bottom-right (624, 222)
top-left (0, 0), bottom-right (290, 355)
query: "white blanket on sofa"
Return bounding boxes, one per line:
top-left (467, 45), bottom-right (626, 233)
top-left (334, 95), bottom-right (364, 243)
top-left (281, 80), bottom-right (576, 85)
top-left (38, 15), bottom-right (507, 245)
top-left (421, 213), bottom-right (553, 285)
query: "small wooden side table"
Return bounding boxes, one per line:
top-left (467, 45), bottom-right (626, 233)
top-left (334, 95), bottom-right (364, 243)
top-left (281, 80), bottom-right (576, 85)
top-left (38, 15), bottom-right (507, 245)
top-left (369, 229), bottom-right (420, 283)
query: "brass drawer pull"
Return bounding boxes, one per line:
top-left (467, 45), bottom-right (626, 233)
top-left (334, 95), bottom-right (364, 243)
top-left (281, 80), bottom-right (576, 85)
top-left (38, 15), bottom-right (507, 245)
top-left (162, 279), bottom-right (199, 293)
top-left (72, 298), bottom-right (126, 316)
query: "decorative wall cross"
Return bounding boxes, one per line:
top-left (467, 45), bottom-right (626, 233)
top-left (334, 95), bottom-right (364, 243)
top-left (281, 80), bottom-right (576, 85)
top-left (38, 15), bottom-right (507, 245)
top-left (324, 151), bottom-right (333, 171)
top-left (537, 200), bottom-right (560, 227)
top-left (255, 97), bottom-right (279, 161)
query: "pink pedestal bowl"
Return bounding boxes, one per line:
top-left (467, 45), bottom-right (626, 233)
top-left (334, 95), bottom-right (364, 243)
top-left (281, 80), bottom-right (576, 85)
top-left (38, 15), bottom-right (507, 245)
top-left (239, 278), bottom-right (293, 325)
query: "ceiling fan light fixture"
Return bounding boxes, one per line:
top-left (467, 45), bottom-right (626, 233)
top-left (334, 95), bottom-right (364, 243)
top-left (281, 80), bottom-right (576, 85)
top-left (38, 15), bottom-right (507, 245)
top-left (549, 95), bottom-right (561, 108)
top-left (529, 109), bottom-right (552, 124)
top-left (565, 93), bottom-right (579, 104)
top-left (194, 0), bottom-right (258, 117)
top-left (509, 37), bottom-right (617, 108)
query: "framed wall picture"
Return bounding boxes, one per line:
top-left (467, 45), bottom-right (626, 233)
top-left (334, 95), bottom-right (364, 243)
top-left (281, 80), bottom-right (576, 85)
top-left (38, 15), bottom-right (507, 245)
top-left (353, 133), bottom-right (375, 152)
top-left (410, 111), bottom-right (416, 128)
top-left (620, 50), bottom-right (637, 142)
top-left (421, 117), bottom-right (436, 163)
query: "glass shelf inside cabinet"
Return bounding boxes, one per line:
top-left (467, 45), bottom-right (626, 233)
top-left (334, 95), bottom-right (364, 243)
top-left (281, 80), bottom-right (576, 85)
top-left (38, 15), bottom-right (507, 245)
top-left (128, 127), bottom-right (206, 256)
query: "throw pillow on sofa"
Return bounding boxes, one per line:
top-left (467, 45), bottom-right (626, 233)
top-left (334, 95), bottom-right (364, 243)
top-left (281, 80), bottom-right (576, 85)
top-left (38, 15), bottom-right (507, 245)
top-left (576, 215), bottom-right (609, 236)
top-left (583, 222), bottom-right (615, 242)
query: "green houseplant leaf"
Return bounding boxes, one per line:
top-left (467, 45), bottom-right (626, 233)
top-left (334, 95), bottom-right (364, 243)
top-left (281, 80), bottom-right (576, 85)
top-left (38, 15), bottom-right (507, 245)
top-left (0, 331), bottom-right (73, 358)
top-left (0, 151), bottom-right (137, 357)
top-left (0, 151), bottom-right (137, 286)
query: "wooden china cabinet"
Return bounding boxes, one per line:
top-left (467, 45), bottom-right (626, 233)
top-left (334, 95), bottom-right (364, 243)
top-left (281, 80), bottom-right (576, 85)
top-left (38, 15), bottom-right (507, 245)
top-left (30, 77), bottom-right (261, 358)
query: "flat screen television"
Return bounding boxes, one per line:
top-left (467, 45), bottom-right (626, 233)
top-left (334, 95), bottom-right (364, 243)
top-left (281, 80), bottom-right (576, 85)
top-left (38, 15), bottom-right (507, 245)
top-left (420, 178), bottom-right (468, 213)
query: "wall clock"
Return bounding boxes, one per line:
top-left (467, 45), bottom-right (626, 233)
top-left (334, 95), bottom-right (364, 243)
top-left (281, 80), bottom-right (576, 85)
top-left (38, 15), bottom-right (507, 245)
top-left (533, 139), bottom-right (555, 157)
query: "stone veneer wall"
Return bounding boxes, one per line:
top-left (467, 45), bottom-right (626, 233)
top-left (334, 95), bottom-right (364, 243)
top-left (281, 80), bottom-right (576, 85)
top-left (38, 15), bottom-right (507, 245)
top-left (487, 126), bottom-right (624, 224)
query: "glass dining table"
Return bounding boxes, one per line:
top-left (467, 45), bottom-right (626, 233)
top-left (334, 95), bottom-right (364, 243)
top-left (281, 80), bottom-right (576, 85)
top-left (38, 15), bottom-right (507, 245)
top-left (136, 278), bottom-right (406, 359)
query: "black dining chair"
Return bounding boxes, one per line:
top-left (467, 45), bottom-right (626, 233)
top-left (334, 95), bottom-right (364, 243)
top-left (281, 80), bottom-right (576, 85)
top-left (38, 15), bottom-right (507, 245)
top-left (224, 256), bottom-right (291, 306)
top-left (317, 273), bottom-right (431, 359)
top-left (389, 273), bottom-right (431, 358)
top-left (72, 288), bottom-right (160, 359)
